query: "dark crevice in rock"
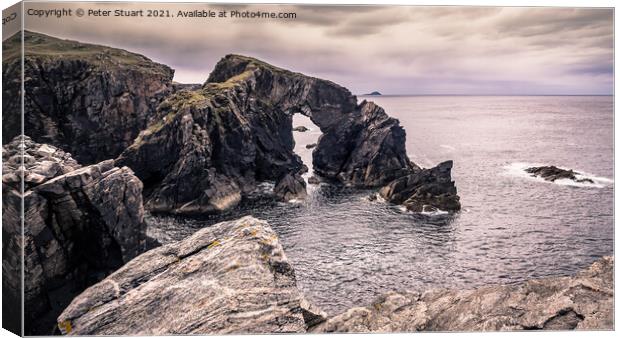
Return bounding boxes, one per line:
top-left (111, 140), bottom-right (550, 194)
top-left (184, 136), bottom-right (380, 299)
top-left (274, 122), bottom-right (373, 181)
top-left (541, 308), bottom-right (584, 330)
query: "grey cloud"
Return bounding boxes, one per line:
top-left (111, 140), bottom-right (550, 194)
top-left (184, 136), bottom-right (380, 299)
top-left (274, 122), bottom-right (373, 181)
top-left (19, 3), bottom-right (613, 95)
top-left (493, 8), bottom-right (612, 38)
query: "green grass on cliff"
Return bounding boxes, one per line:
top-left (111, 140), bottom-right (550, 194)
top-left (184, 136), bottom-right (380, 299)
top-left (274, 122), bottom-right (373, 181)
top-left (206, 53), bottom-right (348, 95)
top-left (130, 90), bottom-right (210, 146)
top-left (2, 31), bottom-right (172, 76)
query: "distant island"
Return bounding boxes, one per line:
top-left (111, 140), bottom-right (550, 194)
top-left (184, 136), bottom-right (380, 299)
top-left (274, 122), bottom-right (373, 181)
top-left (363, 91), bottom-right (382, 96)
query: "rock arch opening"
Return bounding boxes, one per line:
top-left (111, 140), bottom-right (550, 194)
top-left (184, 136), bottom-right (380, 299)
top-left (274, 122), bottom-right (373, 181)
top-left (291, 113), bottom-right (321, 183)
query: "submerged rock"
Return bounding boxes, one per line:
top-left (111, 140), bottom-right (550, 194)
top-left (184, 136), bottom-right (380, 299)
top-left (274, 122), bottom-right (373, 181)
top-left (312, 256), bottom-right (613, 332)
top-left (293, 126), bottom-right (309, 132)
top-left (57, 216), bottom-right (324, 335)
top-left (379, 160), bottom-right (460, 212)
top-left (2, 137), bottom-right (147, 335)
top-left (525, 166), bottom-right (594, 184)
top-left (117, 54), bottom-right (425, 214)
top-left (306, 143), bottom-right (317, 149)
top-left (308, 176), bottom-right (321, 185)
top-left (274, 172), bottom-right (308, 201)
top-left (2, 31), bottom-right (174, 164)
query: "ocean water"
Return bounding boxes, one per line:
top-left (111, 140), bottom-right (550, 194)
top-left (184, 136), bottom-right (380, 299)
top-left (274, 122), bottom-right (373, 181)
top-left (147, 95), bottom-right (614, 316)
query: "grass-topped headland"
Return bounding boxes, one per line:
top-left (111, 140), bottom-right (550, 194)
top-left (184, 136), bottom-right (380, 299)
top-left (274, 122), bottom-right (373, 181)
top-left (3, 30), bottom-right (173, 77)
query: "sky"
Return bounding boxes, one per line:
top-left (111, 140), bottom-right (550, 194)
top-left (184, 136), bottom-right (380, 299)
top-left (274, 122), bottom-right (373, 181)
top-left (16, 2), bottom-right (614, 95)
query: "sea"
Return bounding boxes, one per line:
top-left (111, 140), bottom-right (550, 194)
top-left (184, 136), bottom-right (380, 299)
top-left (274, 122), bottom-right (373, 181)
top-left (147, 95), bottom-right (614, 316)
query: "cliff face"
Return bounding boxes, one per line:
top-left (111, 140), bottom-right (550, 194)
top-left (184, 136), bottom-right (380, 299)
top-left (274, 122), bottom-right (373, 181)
top-left (2, 31), bottom-right (174, 164)
top-left (117, 54), bottom-right (420, 214)
top-left (57, 216), bottom-right (324, 335)
top-left (2, 137), bottom-right (147, 335)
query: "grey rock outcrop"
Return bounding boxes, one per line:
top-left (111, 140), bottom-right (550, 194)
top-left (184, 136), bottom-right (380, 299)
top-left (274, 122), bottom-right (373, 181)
top-left (293, 126), bottom-right (309, 132)
top-left (116, 54), bottom-right (431, 214)
top-left (274, 172), bottom-right (308, 201)
top-left (312, 100), bottom-right (415, 187)
top-left (2, 31), bottom-right (174, 164)
top-left (312, 256), bottom-right (613, 332)
top-left (57, 216), bottom-right (325, 335)
top-left (2, 136), bottom-right (147, 335)
top-left (526, 165), bottom-right (594, 184)
top-left (379, 160), bottom-right (460, 212)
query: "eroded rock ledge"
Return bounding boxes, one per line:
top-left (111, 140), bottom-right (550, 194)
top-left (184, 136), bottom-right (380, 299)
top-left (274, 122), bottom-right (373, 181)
top-left (2, 136), bottom-right (147, 334)
top-left (57, 216), bottom-right (324, 335)
top-left (312, 256), bottom-right (613, 332)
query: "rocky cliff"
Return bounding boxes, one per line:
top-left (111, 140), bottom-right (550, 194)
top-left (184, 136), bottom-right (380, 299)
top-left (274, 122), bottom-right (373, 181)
top-left (116, 54), bottom-right (431, 214)
top-left (313, 256), bottom-right (613, 332)
top-left (57, 216), bottom-right (325, 335)
top-left (2, 31), bottom-right (174, 164)
top-left (2, 136), bottom-right (147, 334)
top-left (3, 31), bottom-right (458, 215)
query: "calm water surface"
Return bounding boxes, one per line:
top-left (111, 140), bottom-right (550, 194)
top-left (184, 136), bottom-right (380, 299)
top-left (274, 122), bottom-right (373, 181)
top-left (147, 96), bottom-right (614, 315)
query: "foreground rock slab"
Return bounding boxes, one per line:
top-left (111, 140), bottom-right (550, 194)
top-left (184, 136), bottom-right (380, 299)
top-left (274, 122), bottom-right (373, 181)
top-left (312, 256), bottom-right (613, 332)
top-left (2, 136), bottom-right (147, 335)
top-left (57, 216), bottom-right (323, 335)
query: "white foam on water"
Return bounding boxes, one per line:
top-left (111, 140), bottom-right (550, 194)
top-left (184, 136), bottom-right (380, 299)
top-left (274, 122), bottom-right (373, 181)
top-left (370, 194), bottom-right (452, 217)
top-left (420, 206), bottom-right (450, 216)
top-left (440, 144), bottom-right (456, 151)
top-left (503, 162), bottom-right (613, 189)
